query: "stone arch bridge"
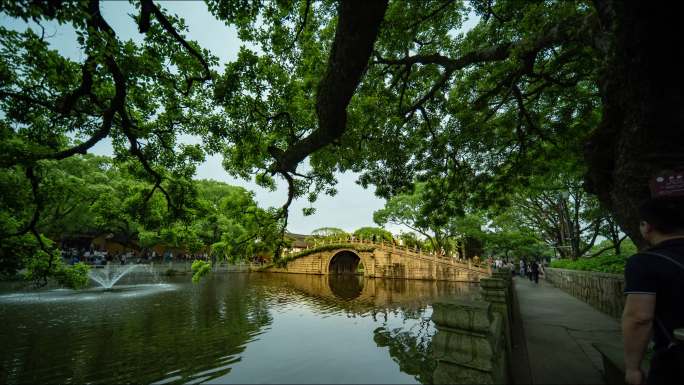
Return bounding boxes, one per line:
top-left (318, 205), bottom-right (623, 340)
top-left (262, 238), bottom-right (491, 282)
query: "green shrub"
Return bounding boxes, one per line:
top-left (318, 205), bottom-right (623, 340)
top-left (21, 244), bottom-right (91, 289)
top-left (191, 259), bottom-right (212, 283)
top-left (54, 262), bottom-right (90, 289)
top-left (551, 253), bottom-right (628, 274)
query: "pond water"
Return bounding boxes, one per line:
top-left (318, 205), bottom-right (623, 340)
top-left (0, 273), bottom-right (478, 384)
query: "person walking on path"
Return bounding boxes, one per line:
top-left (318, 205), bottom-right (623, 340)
top-left (623, 197), bottom-right (684, 385)
top-left (519, 259), bottom-right (526, 277)
top-left (531, 260), bottom-right (540, 284)
top-left (526, 261), bottom-right (534, 282)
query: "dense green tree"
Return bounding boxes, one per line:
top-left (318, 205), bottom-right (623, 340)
top-left (484, 212), bottom-right (553, 260)
top-left (310, 227), bottom-right (348, 239)
top-left (396, 231), bottom-right (426, 250)
top-left (198, 180), bottom-right (281, 263)
top-left (373, 183), bottom-right (450, 252)
top-left (506, 165), bottom-right (609, 260)
top-left (1, 0), bottom-right (680, 280)
top-left (0, 154), bottom-right (277, 284)
top-left (596, 213), bottom-right (627, 257)
top-left (353, 227), bottom-right (393, 243)
top-left (210, 0), bottom-right (680, 247)
top-left (374, 183), bottom-right (489, 256)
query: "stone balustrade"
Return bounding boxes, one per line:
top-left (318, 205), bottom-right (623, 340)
top-left (430, 269), bottom-right (514, 384)
top-left (310, 237), bottom-right (490, 274)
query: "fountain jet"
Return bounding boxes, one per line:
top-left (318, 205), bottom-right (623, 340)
top-left (88, 264), bottom-right (139, 289)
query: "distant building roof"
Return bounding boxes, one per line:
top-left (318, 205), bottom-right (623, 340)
top-left (285, 232), bottom-right (310, 249)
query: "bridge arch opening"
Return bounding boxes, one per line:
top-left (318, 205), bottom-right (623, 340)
top-left (329, 250), bottom-right (361, 275)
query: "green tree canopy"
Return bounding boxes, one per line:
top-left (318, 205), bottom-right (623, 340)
top-left (1, 0), bottom-right (680, 278)
top-left (310, 227), bottom-right (348, 238)
top-left (0, 154), bottom-right (278, 284)
top-left (353, 227), bottom-right (393, 242)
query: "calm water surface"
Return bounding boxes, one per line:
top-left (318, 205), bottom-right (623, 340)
top-left (0, 273), bottom-right (477, 384)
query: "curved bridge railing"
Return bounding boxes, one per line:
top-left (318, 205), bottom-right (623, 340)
top-left (307, 237), bottom-right (491, 277)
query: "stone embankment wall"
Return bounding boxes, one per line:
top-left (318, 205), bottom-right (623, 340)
top-left (431, 270), bottom-right (514, 384)
top-left (545, 268), bottom-right (625, 319)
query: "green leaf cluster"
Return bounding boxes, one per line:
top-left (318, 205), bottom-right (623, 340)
top-left (352, 227), bottom-right (393, 242)
top-left (191, 259), bottom-right (212, 283)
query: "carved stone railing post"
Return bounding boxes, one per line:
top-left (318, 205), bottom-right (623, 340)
top-left (480, 277), bottom-right (512, 357)
top-left (431, 299), bottom-right (507, 384)
top-left (491, 269), bottom-right (514, 321)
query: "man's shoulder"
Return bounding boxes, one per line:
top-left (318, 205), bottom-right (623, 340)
top-left (625, 251), bottom-right (662, 280)
top-left (650, 239), bottom-right (684, 258)
top-left (626, 252), bottom-right (650, 266)
top-left (626, 246), bottom-right (684, 276)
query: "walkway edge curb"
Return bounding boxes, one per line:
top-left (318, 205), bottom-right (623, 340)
top-left (510, 279), bottom-right (534, 384)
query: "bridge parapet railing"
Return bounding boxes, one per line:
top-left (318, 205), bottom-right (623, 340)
top-left (314, 237), bottom-right (489, 275)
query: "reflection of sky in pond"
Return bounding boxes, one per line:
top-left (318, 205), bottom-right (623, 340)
top-left (0, 273), bottom-right (476, 384)
top-left (217, 301), bottom-right (424, 384)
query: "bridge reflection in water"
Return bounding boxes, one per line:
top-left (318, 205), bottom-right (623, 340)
top-left (257, 271), bottom-right (479, 310)
top-left (328, 274), bottom-right (364, 299)
top-left (253, 273), bottom-right (481, 384)
top-left (1, 272), bottom-right (480, 384)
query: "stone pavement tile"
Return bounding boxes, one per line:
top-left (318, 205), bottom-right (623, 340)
top-left (568, 330), bottom-right (623, 376)
top-left (516, 279), bottom-right (619, 330)
top-left (525, 323), bottom-right (605, 384)
top-left (514, 277), bottom-right (622, 385)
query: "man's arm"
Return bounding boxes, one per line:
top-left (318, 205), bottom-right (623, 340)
top-left (622, 293), bottom-right (656, 384)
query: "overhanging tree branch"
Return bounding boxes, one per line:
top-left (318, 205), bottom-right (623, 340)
top-left (268, 0), bottom-right (389, 173)
top-left (139, 0), bottom-right (212, 92)
top-left (288, 0), bottom-right (312, 50)
top-left (587, 234), bottom-right (627, 258)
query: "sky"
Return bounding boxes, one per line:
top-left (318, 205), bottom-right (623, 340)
top-left (1, 1), bottom-right (479, 236)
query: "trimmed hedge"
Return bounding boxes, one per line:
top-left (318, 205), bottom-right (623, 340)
top-left (550, 254), bottom-right (628, 274)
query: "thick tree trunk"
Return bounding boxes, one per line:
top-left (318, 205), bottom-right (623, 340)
top-left (585, 1), bottom-right (684, 250)
top-left (464, 236), bottom-right (483, 259)
top-left (613, 239), bottom-right (621, 256)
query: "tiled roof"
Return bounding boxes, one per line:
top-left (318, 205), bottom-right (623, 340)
top-left (285, 232), bottom-right (310, 248)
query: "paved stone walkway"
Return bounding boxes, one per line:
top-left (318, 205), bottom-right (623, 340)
top-left (513, 277), bottom-right (623, 385)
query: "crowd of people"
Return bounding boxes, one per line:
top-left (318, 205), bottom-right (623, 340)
top-left (516, 258), bottom-right (546, 284)
top-left (485, 256), bottom-right (547, 285)
top-left (61, 246), bottom-right (211, 267)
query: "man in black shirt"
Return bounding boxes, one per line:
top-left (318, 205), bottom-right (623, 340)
top-left (623, 197), bottom-right (684, 385)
